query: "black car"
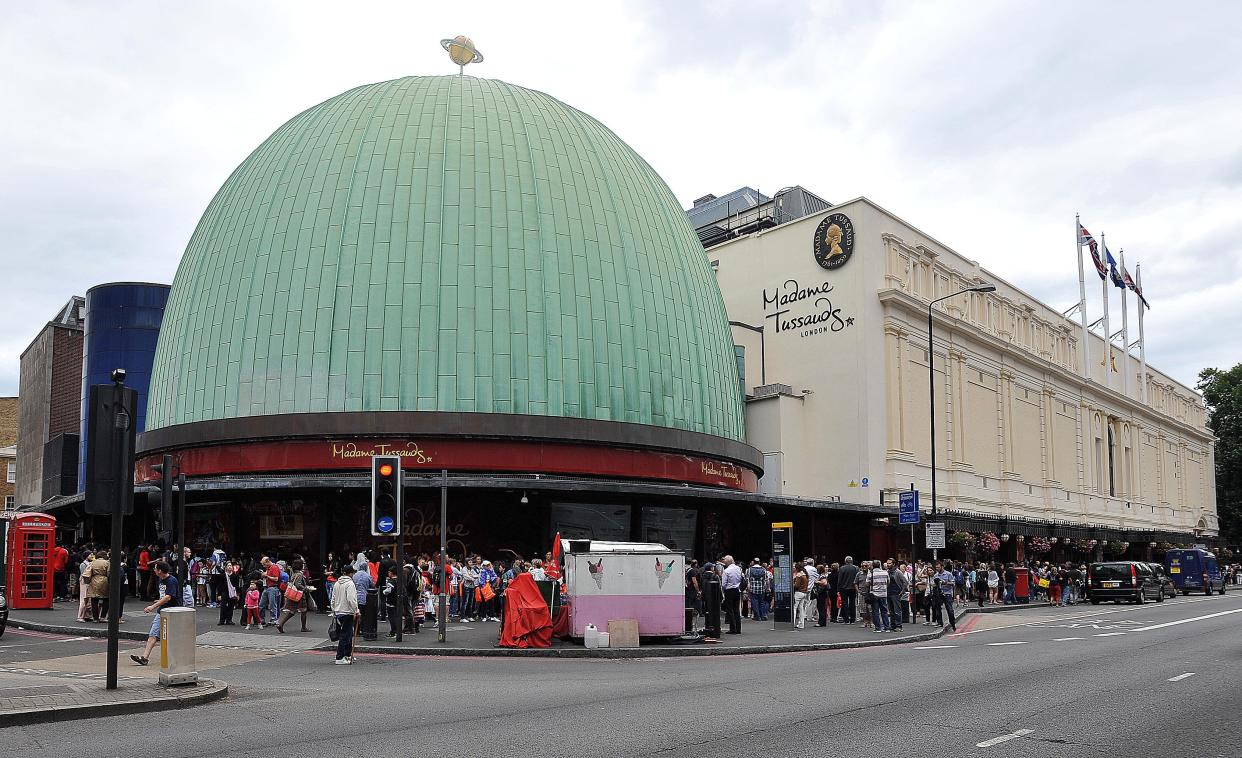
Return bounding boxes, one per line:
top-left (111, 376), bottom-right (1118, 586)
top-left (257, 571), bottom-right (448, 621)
top-left (1146, 562), bottom-right (1178, 600)
top-left (1088, 561), bottom-right (1164, 604)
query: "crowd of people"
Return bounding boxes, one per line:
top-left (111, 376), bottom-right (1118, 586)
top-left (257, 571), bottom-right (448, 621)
top-left (49, 540), bottom-right (1242, 663)
top-left (685, 554), bottom-right (1242, 638)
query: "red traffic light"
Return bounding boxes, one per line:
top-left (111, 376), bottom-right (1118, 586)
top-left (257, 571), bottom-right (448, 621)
top-left (378, 463), bottom-right (394, 477)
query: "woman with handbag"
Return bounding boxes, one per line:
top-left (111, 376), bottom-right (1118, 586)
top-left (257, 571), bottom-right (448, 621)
top-left (276, 558), bottom-right (313, 633)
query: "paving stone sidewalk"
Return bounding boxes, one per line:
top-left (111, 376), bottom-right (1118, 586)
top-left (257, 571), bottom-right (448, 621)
top-left (0, 670), bottom-right (227, 727)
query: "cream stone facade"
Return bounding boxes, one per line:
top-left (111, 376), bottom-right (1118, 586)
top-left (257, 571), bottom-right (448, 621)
top-left (711, 196), bottom-right (1216, 540)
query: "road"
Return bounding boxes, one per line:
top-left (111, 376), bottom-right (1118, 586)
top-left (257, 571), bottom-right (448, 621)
top-left (2, 592), bottom-right (1241, 757)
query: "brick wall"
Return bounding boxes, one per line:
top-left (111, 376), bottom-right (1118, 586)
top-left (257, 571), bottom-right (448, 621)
top-left (49, 325), bottom-right (83, 437)
top-left (0, 396), bottom-right (16, 448)
top-left (17, 328), bottom-right (52, 506)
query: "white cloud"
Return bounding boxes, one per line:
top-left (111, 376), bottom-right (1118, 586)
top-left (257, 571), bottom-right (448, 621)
top-left (2, 0), bottom-right (1239, 395)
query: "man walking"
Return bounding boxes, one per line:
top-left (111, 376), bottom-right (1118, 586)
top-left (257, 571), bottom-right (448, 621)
top-left (258, 556), bottom-right (283, 627)
top-left (836, 556), bottom-right (859, 624)
top-left (130, 561), bottom-right (180, 666)
top-left (330, 565), bottom-right (360, 664)
top-left (933, 560), bottom-right (958, 632)
top-left (720, 555), bottom-right (743, 635)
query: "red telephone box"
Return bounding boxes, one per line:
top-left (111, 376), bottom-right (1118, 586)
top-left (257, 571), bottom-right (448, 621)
top-left (1, 513), bottom-right (56, 610)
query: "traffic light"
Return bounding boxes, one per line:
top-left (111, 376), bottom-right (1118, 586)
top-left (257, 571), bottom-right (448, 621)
top-left (151, 454), bottom-right (175, 539)
top-left (371, 455), bottom-right (402, 537)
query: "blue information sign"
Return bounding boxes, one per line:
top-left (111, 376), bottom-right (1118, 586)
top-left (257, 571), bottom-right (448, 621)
top-left (377, 516), bottom-right (395, 533)
top-left (898, 491), bottom-right (920, 525)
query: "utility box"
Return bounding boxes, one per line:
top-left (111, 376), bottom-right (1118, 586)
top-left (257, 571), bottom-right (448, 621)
top-left (159, 607), bottom-right (198, 686)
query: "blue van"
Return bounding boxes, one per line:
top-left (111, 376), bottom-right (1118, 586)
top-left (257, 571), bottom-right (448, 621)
top-left (1164, 549), bottom-right (1226, 595)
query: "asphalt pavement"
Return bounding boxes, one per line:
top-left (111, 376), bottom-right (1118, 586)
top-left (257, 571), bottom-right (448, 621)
top-left (2, 592), bottom-right (1240, 757)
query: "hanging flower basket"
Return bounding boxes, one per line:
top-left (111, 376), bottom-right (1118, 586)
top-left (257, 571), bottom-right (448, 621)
top-left (1070, 538), bottom-right (1096, 555)
top-left (948, 531), bottom-right (976, 549)
top-left (1027, 536), bottom-right (1052, 554)
top-left (1104, 540), bottom-right (1130, 558)
top-left (977, 531), bottom-right (1000, 554)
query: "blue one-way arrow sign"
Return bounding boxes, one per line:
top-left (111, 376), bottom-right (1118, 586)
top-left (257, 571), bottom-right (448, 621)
top-left (899, 491), bottom-right (920, 525)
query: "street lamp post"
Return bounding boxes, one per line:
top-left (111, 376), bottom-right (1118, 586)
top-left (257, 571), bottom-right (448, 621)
top-left (928, 284), bottom-right (996, 526)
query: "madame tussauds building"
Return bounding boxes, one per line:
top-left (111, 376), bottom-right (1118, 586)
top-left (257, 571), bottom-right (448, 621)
top-left (133, 75), bottom-right (883, 562)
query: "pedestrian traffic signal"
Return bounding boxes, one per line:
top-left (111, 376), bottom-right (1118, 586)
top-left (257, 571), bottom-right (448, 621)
top-left (371, 455), bottom-right (402, 537)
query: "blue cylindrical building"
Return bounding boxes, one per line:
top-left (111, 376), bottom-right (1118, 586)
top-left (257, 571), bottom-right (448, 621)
top-left (78, 282), bottom-right (171, 490)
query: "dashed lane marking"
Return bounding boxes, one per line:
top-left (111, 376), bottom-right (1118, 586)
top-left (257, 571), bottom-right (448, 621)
top-left (1094, 632), bottom-right (1127, 637)
top-left (985, 641), bottom-right (1028, 646)
top-left (976, 729), bottom-right (1034, 747)
top-left (1052, 637), bottom-right (1086, 641)
top-left (1167, 672), bottom-right (1196, 682)
top-left (912, 645), bottom-right (958, 650)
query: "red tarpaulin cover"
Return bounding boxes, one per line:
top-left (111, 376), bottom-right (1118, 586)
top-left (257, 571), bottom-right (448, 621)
top-left (498, 573), bottom-right (553, 648)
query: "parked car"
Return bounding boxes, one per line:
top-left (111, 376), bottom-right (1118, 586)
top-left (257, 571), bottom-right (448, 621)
top-left (1164, 549), bottom-right (1226, 596)
top-left (1146, 562), bottom-right (1178, 600)
top-left (1088, 561), bottom-right (1164, 604)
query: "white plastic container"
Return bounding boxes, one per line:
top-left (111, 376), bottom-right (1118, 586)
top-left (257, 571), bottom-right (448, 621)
top-left (597, 631), bottom-right (610, 648)
top-left (583, 623), bottom-right (600, 649)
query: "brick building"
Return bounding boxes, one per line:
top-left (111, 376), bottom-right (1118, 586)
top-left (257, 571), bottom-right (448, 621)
top-left (17, 297), bottom-right (84, 507)
top-left (0, 395), bottom-right (16, 510)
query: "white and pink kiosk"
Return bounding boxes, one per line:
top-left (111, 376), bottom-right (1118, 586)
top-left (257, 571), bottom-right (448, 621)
top-left (562, 539), bottom-right (685, 638)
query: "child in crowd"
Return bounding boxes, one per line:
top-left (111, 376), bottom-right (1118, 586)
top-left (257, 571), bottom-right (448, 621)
top-left (382, 568), bottom-right (401, 637)
top-left (243, 581), bottom-right (261, 629)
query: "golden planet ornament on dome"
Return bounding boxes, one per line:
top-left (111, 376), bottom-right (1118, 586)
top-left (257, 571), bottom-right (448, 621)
top-left (441, 35), bottom-right (483, 74)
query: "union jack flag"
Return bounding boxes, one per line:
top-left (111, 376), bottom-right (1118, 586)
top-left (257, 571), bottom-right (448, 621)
top-left (1077, 223), bottom-right (1096, 251)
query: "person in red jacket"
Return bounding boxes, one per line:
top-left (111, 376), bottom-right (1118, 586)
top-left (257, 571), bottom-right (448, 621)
top-left (51, 544), bottom-right (70, 600)
top-left (137, 547), bottom-right (152, 600)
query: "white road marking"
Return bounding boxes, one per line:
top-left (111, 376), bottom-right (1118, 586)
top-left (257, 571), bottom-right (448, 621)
top-left (57, 636), bottom-right (90, 642)
top-left (986, 641), bottom-right (1028, 646)
top-left (913, 645), bottom-right (957, 650)
top-left (976, 729), bottom-right (1034, 747)
top-left (1132, 608), bottom-right (1242, 632)
top-left (1052, 637), bottom-right (1085, 641)
top-left (1167, 672), bottom-right (1196, 682)
top-left (952, 594), bottom-right (1236, 637)
top-left (1094, 632), bottom-right (1127, 637)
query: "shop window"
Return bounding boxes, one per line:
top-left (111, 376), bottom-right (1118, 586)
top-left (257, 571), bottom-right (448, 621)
top-left (640, 507), bottom-right (697, 553)
top-left (550, 503), bottom-right (631, 542)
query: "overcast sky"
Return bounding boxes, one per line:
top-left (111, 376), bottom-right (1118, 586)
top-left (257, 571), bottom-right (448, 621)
top-left (3, 1), bottom-right (1239, 398)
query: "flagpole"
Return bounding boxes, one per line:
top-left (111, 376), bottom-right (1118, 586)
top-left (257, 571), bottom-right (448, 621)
top-left (1137, 263), bottom-right (1148, 403)
top-left (1076, 213), bottom-right (1090, 379)
top-left (1119, 249), bottom-right (1130, 398)
top-left (1100, 232), bottom-right (1111, 390)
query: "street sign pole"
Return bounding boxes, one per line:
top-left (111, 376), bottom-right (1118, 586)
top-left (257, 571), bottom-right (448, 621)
top-left (394, 464), bottom-right (404, 644)
top-left (438, 469), bottom-right (448, 643)
top-left (104, 381), bottom-right (136, 691)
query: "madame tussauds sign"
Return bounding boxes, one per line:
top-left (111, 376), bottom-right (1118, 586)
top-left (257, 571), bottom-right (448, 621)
top-left (762, 278), bottom-right (855, 337)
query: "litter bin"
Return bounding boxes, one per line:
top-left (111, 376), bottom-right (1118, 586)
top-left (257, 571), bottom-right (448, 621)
top-left (361, 587), bottom-right (379, 640)
top-left (159, 606), bottom-right (198, 686)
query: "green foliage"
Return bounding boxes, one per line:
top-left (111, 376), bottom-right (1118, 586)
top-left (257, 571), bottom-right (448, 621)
top-left (1198, 364), bottom-right (1242, 547)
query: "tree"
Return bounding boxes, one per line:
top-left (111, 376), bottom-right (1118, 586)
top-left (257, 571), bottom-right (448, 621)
top-left (1198, 364), bottom-right (1242, 548)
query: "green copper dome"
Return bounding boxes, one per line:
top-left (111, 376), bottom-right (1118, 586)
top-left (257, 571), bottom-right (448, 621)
top-left (147, 76), bottom-right (744, 440)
